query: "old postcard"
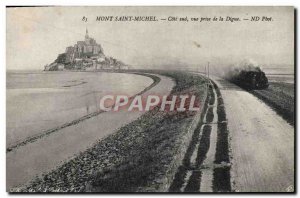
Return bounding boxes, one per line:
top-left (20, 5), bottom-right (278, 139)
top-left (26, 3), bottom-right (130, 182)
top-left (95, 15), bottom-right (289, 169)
top-left (6, 6), bottom-right (295, 193)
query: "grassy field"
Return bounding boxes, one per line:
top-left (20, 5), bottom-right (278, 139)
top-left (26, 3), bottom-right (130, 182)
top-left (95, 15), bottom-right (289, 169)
top-left (15, 70), bottom-right (208, 192)
top-left (250, 82), bottom-right (294, 125)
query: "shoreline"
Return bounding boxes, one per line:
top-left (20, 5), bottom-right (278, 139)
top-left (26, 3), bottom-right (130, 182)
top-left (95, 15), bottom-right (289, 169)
top-left (7, 72), bottom-right (174, 190)
top-left (7, 72), bottom-right (160, 153)
top-left (12, 70), bottom-right (209, 192)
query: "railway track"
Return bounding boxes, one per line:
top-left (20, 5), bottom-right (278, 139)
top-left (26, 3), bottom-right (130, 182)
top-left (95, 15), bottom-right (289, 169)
top-left (169, 81), bottom-right (231, 192)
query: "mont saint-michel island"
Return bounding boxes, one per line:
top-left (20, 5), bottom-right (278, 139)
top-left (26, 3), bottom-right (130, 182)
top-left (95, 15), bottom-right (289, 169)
top-left (44, 29), bottom-right (128, 71)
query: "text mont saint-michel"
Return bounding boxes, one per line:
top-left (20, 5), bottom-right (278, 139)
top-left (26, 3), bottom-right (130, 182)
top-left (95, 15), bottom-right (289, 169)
top-left (96, 16), bottom-right (158, 22)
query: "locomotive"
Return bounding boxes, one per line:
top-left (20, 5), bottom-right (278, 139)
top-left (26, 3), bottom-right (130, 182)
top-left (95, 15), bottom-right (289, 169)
top-left (227, 68), bottom-right (269, 90)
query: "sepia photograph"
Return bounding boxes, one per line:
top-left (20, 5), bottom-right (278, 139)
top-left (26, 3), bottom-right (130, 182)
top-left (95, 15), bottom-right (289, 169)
top-left (6, 6), bottom-right (295, 193)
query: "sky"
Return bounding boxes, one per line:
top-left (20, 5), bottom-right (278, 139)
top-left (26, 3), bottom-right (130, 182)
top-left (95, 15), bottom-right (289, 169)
top-left (6, 6), bottom-right (294, 70)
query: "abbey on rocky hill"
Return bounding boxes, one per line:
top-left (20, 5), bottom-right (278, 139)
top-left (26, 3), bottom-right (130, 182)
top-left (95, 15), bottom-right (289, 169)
top-left (44, 29), bottom-right (128, 71)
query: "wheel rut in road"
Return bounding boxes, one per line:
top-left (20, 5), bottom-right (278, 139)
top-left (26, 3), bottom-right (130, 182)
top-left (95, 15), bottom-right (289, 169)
top-left (169, 81), bottom-right (231, 192)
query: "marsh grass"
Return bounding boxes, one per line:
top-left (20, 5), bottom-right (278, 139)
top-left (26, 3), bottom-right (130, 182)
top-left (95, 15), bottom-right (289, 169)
top-left (251, 82), bottom-right (294, 125)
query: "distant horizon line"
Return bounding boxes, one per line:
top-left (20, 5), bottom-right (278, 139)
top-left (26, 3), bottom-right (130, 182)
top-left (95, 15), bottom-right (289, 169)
top-left (7, 62), bottom-right (295, 71)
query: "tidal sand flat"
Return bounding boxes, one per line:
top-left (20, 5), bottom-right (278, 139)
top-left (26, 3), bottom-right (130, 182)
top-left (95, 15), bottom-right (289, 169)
top-left (10, 71), bottom-right (207, 192)
top-left (7, 71), bottom-right (153, 147)
top-left (7, 72), bottom-right (174, 189)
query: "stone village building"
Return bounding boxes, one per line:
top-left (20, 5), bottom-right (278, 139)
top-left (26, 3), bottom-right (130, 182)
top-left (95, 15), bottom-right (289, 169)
top-left (65, 29), bottom-right (104, 63)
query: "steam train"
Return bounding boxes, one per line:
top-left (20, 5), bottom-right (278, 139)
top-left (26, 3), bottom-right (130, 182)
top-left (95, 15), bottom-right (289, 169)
top-left (229, 70), bottom-right (269, 90)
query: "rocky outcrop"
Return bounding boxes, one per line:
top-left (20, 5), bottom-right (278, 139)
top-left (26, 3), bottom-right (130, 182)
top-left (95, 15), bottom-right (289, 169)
top-left (44, 29), bottom-right (127, 71)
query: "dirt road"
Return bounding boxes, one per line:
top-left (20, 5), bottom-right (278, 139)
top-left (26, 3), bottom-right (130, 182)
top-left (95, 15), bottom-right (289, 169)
top-left (212, 76), bottom-right (294, 192)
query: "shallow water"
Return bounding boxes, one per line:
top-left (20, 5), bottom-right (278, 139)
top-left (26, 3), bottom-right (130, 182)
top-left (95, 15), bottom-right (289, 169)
top-left (7, 71), bottom-right (153, 146)
top-left (6, 74), bottom-right (175, 189)
top-left (263, 66), bottom-right (294, 84)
